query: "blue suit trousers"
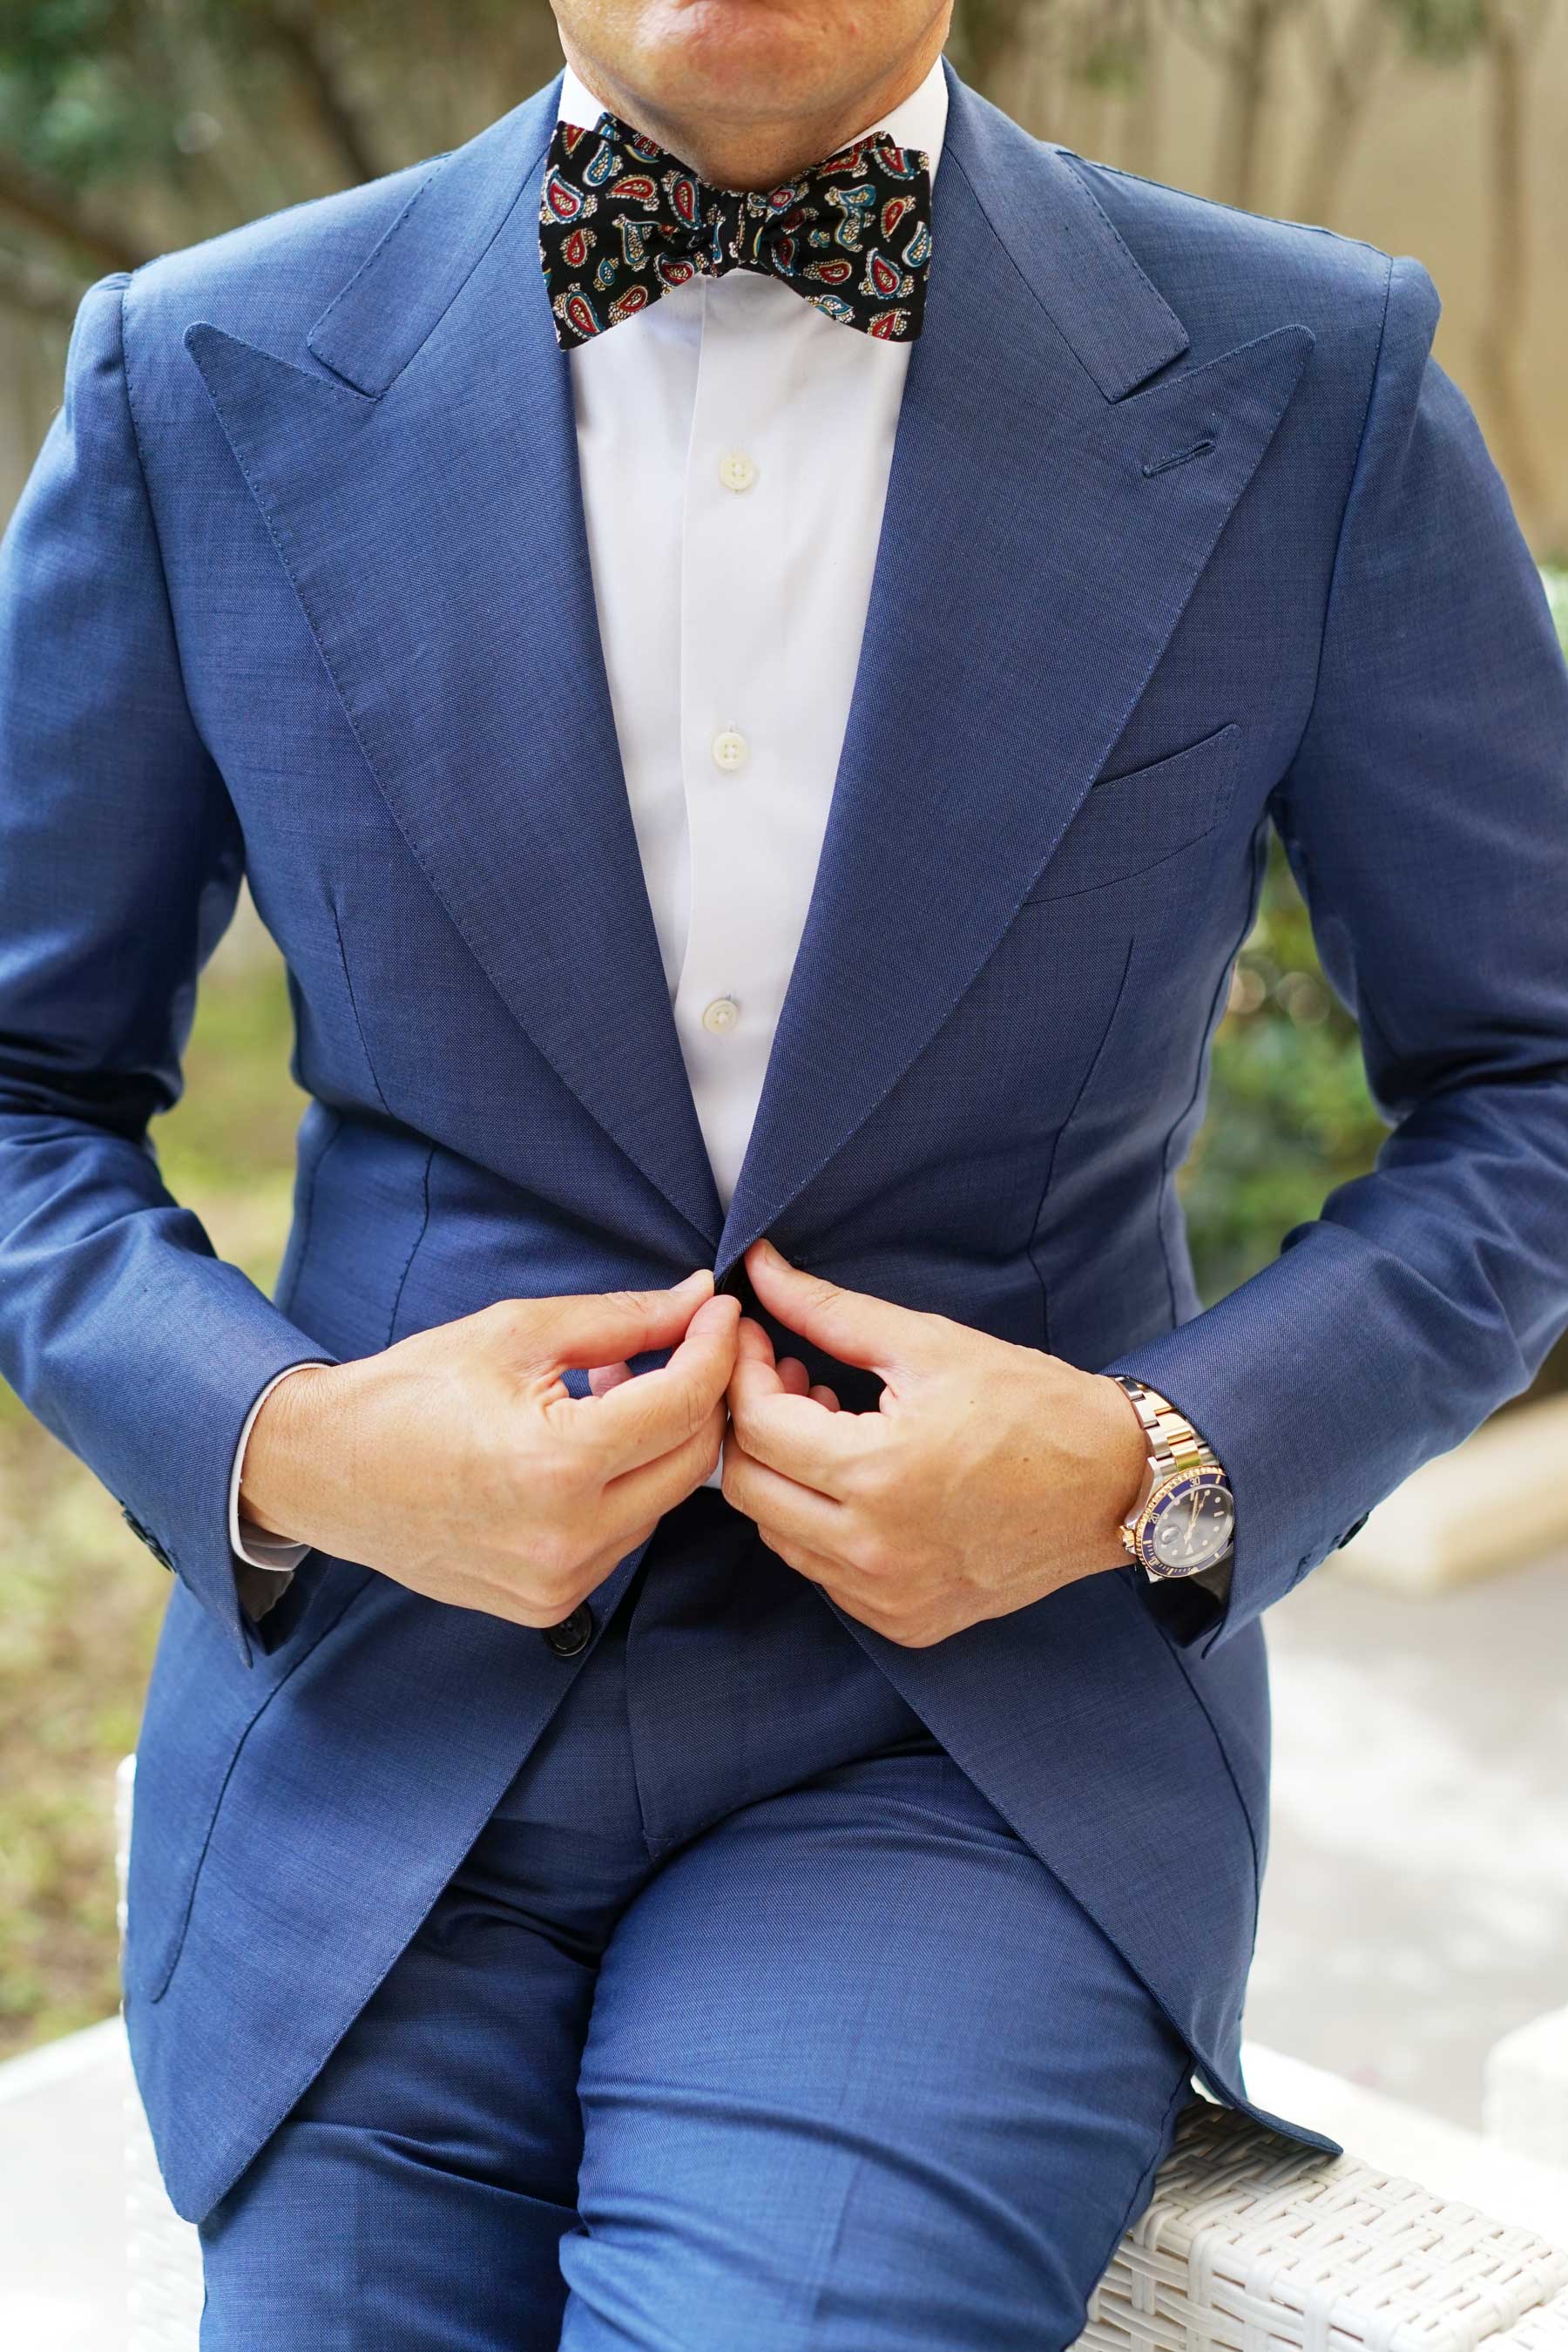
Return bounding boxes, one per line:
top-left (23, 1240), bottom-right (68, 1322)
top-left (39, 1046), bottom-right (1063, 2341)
top-left (196, 1493), bottom-right (1194, 2349)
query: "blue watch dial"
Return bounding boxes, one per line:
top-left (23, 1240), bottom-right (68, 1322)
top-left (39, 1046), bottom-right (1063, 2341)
top-left (1136, 1467), bottom-right (1234, 1574)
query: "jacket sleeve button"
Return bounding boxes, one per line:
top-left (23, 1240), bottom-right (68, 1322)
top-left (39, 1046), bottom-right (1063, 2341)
top-left (120, 1504), bottom-right (174, 1571)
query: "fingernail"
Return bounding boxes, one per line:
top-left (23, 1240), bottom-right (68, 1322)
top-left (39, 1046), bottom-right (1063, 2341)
top-left (690, 1293), bottom-right (740, 1333)
top-left (672, 1268), bottom-right (713, 1296)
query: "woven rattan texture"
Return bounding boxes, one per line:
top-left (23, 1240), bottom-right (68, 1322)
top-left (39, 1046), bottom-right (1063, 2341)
top-left (1505, 2291), bottom-right (1568, 2349)
top-left (1073, 2100), bottom-right (1568, 2352)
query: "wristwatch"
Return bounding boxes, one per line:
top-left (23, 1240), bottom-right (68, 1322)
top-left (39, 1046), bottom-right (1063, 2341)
top-left (1111, 1376), bottom-right (1235, 1579)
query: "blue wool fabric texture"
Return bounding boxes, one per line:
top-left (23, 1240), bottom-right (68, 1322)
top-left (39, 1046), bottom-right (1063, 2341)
top-left (0, 47), bottom-right (1565, 2291)
top-left (195, 1494), bottom-right (1197, 2347)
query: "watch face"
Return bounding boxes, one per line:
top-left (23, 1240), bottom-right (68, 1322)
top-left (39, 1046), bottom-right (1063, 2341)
top-left (1138, 1469), bottom-right (1235, 1575)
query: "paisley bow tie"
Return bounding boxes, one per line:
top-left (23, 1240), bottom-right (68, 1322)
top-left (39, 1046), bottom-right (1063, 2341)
top-left (538, 109), bottom-right (934, 351)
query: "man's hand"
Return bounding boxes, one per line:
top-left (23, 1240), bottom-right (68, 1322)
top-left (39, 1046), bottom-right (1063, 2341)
top-left (721, 1239), bottom-right (1147, 1647)
top-left (240, 1271), bottom-right (740, 1627)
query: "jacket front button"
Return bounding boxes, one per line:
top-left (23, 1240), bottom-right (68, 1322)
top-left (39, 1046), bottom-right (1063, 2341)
top-left (544, 1603), bottom-right (594, 1659)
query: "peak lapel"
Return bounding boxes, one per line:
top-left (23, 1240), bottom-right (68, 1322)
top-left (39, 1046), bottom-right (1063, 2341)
top-left (185, 77), bottom-right (724, 1251)
top-left (715, 69), bottom-right (1312, 1274)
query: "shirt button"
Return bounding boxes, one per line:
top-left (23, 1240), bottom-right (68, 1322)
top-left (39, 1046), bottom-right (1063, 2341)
top-left (719, 449), bottom-right (758, 493)
top-left (543, 1603), bottom-right (594, 1659)
top-left (702, 996), bottom-right (740, 1036)
top-left (711, 727), bottom-right (749, 773)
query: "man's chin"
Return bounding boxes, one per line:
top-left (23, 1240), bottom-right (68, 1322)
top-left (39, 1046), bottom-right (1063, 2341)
top-left (612, 3), bottom-right (848, 120)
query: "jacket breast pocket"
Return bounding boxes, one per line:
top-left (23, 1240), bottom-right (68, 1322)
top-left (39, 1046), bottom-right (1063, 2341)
top-left (1023, 722), bottom-right (1242, 903)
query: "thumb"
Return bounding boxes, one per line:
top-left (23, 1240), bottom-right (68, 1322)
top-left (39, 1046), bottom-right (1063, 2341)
top-left (742, 1238), bottom-right (933, 1377)
top-left (515, 1269), bottom-right (713, 1375)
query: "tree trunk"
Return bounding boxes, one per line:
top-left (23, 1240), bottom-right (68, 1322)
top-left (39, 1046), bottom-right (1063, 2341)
top-left (1127, 0), bottom-right (1165, 177)
top-left (1473, 7), bottom-right (1547, 529)
top-left (0, 247), bottom-right (79, 329)
top-left (0, 164), bottom-right (150, 276)
top-left (1222, 0), bottom-right (1297, 207)
top-left (1293, 0), bottom-right (1391, 226)
top-left (1213, 0), bottom-right (1277, 208)
top-left (255, 2), bottom-right (385, 187)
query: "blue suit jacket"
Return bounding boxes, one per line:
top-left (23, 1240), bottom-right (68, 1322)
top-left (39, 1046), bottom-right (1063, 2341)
top-left (2, 62), bottom-right (1565, 2222)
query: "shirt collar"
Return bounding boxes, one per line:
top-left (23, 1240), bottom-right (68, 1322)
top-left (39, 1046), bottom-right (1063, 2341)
top-left (555, 50), bottom-right (949, 181)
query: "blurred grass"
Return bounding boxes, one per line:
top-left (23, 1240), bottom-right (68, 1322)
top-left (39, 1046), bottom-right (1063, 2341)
top-left (0, 923), bottom-right (301, 2058)
top-left (1, 571), bottom-right (1564, 2058)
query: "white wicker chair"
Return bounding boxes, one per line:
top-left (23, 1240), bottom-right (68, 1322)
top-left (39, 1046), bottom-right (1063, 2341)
top-left (115, 1758), bottom-right (1568, 2352)
top-left (1077, 2099), bottom-right (1568, 2352)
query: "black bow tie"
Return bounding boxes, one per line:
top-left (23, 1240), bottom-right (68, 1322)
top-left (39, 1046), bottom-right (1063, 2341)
top-left (538, 109), bottom-right (934, 351)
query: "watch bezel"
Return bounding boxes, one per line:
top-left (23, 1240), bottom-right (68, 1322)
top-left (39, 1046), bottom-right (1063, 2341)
top-left (1130, 1463), bottom-right (1234, 1578)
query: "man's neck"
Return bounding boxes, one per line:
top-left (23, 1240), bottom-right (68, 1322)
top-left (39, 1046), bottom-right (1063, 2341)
top-left (556, 32), bottom-right (948, 192)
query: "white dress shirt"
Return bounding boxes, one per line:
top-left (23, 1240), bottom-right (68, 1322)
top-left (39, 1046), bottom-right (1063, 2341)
top-left (229, 54), bottom-right (950, 1580)
top-left (559, 54), bottom-right (948, 1205)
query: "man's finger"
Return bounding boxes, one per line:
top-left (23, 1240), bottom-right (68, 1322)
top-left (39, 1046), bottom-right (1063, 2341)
top-left (587, 1361), bottom-right (633, 1396)
top-left (517, 1268), bottom-right (713, 1375)
top-left (722, 1439), bottom-right (846, 1552)
top-left (601, 1399), bottom-right (727, 1533)
top-left (563, 1292), bottom-right (740, 1472)
top-left (743, 1238), bottom-right (932, 1376)
top-left (727, 1334), bottom-right (866, 1495)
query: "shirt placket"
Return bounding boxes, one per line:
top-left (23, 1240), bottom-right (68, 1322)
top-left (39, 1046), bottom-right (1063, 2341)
top-left (673, 271), bottom-right (795, 1209)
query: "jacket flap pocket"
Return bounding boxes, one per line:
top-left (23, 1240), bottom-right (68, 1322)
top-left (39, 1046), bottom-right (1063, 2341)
top-left (1024, 722), bottom-right (1242, 903)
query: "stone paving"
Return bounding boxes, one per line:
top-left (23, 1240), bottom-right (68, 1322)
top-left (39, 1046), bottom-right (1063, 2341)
top-left (1249, 1542), bottom-right (1568, 2128)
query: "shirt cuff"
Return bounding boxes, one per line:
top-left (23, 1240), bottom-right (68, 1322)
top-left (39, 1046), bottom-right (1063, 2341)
top-left (1187, 1553), bottom-right (1234, 1603)
top-left (229, 1362), bottom-right (329, 1575)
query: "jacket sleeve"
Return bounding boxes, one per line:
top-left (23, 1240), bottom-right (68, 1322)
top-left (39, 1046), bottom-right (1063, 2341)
top-left (1105, 253), bottom-right (1568, 1660)
top-left (0, 273), bottom-right (335, 1665)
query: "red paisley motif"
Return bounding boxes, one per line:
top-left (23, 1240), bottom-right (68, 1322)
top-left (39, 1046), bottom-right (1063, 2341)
top-left (541, 110), bottom-right (930, 350)
top-left (823, 134), bottom-right (876, 176)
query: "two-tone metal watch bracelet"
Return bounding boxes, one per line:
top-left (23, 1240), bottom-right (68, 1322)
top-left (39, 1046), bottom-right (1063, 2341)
top-left (1110, 1375), bottom-right (1233, 1577)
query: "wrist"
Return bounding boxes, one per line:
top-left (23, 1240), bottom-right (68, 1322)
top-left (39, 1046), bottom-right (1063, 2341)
top-left (239, 1362), bottom-right (342, 1544)
top-left (1097, 1371), bottom-right (1154, 1527)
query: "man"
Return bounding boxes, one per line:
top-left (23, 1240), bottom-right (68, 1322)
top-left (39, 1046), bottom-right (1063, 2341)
top-left (1, 0), bottom-right (1565, 2338)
